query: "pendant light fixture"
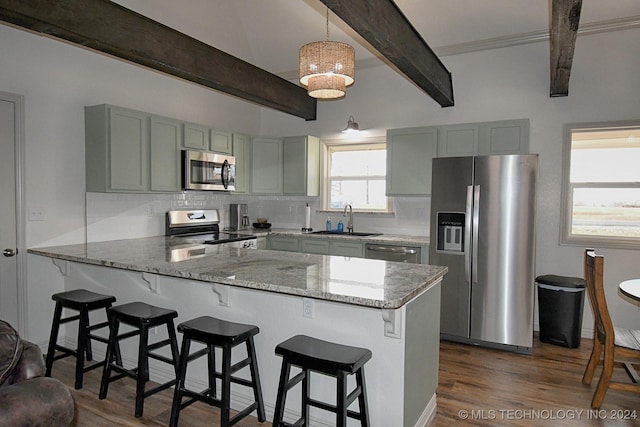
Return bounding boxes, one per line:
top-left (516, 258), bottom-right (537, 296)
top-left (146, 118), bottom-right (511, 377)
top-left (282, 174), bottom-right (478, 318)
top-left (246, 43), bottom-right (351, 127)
top-left (299, 8), bottom-right (355, 99)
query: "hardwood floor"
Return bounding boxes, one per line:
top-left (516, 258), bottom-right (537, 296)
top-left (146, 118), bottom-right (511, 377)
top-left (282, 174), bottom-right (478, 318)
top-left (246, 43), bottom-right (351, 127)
top-left (49, 335), bottom-right (638, 426)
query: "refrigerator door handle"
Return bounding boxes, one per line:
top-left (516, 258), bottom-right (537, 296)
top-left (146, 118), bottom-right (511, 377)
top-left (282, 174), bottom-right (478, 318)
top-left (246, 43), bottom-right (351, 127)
top-left (472, 185), bottom-right (481, 284)
top-left (465, 185), bottom-right (473, 284)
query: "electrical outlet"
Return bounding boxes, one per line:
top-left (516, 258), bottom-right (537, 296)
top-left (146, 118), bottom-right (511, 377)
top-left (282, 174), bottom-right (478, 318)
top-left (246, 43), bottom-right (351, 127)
top-left (303, 298), bottom-right (314, 318)
top-left (28, 207), bottom-right (45, 221)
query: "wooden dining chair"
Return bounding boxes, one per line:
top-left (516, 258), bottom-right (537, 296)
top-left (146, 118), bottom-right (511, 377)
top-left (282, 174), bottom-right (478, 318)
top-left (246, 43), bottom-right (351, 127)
top-left (582, 248), bottom-right (640, 408)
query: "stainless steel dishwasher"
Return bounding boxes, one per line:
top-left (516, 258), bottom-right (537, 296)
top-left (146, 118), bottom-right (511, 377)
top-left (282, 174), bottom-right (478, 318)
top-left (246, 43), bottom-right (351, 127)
top-left (364, 243), bottom-right (421, 263)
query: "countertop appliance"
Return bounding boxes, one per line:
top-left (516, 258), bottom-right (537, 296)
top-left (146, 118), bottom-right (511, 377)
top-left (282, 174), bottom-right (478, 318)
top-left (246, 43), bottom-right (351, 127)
top-left (229, 203), bottom-right (249, 231)
top-left (429, 154), bottom-right (538, 353)
top-left (183, 150), bottom-right (235, 191)
top-left (166, 209), bottom-right (256, 261)
top-left (364, 244), bottom-right (421, 264)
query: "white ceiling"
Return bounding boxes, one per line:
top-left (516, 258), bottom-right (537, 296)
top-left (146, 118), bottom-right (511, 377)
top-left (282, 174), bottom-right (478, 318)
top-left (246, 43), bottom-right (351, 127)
top-left (114, 0), bottom-right (640, 80)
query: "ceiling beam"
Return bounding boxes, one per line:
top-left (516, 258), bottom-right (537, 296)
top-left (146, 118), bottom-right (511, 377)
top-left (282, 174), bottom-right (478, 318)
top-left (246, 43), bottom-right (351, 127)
top-left (0, 0), bottom-right (317, 120)
top-left (320, 0), bottom-right (454, 107)
top-left (549, 0), bottom-right (583, 97)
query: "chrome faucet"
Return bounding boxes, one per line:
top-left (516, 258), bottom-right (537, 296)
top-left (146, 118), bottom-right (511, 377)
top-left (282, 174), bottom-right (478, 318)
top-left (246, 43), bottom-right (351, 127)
top-left (343, 203), bottom-right (354, 233)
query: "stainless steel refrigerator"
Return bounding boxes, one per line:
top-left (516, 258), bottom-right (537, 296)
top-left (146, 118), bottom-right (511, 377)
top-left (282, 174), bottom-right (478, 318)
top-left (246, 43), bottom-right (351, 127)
top-left (429, 154), bottom-right (538, 353)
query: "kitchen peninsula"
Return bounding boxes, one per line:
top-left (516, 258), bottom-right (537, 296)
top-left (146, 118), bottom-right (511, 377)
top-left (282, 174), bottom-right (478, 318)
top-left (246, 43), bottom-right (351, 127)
top-left (28, 236), bottom-right (446, 427)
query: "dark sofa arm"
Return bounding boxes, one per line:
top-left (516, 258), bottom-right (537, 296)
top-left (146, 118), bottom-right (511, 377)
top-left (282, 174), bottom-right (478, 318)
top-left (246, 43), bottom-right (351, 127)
top-left (0, 376), bottom-right (75, 426)
top-left (4, 340), bottom-right (45, 385)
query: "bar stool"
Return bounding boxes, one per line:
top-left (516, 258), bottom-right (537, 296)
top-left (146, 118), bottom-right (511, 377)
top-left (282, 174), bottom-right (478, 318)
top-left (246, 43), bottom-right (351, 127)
top-left (273, 335), bottom-right (372, 427)
top-left (44, 289), bottom-right (116, 389)
top-left (169, 316), bottom-right (266, 427)
top-left (99, 301), bottom-right (180, 418)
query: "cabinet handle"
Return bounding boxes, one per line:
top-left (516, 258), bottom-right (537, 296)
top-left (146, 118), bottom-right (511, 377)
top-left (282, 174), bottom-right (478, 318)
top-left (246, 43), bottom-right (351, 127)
top-left (3, 248), bottom-right (17, 257)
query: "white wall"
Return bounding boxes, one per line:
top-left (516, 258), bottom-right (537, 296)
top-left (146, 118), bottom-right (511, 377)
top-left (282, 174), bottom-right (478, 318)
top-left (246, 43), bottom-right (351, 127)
top-left (2, 21), bottom-right (639, 342)
top-left (0, 23), bottom-right (262, 339)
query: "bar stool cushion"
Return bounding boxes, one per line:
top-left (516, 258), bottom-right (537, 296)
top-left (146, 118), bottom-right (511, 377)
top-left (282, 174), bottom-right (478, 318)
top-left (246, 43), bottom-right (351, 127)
top-left (178, 316), bottom-right (259, 344)
top-left (276, 335), bottom-right (372, 375)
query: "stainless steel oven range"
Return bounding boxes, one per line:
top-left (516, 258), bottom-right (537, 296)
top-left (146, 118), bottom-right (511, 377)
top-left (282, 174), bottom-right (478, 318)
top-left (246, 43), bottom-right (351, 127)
top-left (166, 209), bottom-right (256, 261)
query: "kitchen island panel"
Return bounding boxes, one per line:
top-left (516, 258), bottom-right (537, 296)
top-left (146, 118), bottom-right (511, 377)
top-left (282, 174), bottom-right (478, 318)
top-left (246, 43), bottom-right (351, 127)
top-left (46, 259), bottom-right (440, 427)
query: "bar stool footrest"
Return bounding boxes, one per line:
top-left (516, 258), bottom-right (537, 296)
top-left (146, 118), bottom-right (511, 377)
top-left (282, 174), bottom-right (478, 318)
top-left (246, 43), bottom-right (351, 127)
top-left (143, 379), bottom-right (177, 398)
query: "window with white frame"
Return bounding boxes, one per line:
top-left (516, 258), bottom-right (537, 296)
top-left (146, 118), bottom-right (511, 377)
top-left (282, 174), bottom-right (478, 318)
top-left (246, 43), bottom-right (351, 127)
top-left (561, 122), bottom-right (640, 248)
top-left (324, 142), bottom-right (390, 212)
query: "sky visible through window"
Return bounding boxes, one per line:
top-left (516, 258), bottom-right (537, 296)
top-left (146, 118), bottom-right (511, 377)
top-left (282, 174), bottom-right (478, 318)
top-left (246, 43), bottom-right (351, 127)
top-left (569, 130), bottom-right (640, 238)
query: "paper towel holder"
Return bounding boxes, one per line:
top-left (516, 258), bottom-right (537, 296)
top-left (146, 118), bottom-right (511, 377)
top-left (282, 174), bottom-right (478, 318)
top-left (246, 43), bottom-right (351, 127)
top-left (301, 203), bottom-right (313, 233)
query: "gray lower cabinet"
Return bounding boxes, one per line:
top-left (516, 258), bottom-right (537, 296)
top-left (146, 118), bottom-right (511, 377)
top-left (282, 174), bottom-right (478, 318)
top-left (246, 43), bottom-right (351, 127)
top-left (251, 138), bottom-right (283, 194)
top-left (232, 133), bottom-right (251, 193)
top-left (255, 236), bottom-right (267, 249)
top-left (86, 105), bottom-right (183, 193)
top-left (330, 241), bottom-right (364, 257)
top-left (386, 127), bottom-right (438, 196)
top-left (268, 236), bottom-right (300, 252)
top-left (300, 239), bottom-right (330, 254)
top-left (267, 236), bottom-right (365, 258)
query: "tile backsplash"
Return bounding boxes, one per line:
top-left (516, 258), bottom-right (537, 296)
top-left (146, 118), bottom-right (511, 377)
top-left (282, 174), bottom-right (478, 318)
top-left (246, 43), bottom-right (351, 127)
top-left (86, 192), bottom-right (430, 242)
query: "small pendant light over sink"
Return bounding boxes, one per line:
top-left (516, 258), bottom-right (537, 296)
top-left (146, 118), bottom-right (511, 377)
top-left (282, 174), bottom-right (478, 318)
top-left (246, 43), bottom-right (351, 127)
top-left (299, 8), bottom-right (355, 99)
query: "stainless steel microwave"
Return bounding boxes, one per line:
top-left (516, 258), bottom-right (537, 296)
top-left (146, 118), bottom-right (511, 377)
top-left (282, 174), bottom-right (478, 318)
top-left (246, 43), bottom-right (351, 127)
top-left (182, 150), bottom-right (235, 191)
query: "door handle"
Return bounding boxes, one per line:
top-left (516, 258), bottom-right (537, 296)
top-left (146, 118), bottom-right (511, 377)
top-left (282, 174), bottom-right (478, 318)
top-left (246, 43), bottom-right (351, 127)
top-left (472, 185), bottom-right (480, 285)
top-left (3, 248), bottom-right (17, 257)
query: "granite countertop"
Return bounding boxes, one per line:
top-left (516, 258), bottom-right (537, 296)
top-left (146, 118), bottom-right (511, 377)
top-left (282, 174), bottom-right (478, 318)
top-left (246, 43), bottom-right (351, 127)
top-left (242, 228), bottom-right (430, 246)
top-left (28, 236), bottom-right (445, 309)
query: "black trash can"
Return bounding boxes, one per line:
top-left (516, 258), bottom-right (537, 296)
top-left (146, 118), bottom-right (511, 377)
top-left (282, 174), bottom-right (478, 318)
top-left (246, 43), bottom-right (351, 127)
top-left (536, 274), bottom-right (586, 348)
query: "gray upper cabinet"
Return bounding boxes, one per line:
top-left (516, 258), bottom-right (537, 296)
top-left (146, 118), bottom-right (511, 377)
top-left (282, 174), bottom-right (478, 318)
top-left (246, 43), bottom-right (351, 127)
top-left (283, 135), bottom-right (320, 196)
top-left (85, 105), bottom-right (149, 192)
top-left (251, 138), bottom-right (283, 194)
top-left (479, 120), bottom-right (529, 155)
top-left (437, 124), bottom-right (479, 157)
top-left (386, 127), bottom-right (438, 196)
top-left (211, 129), bottom-right (233, 154)
top-left (150, 115), bottom-right (182, 192)
top-left (86, 105), bottom-right (182, 193)
top-left (437, 119), bottom-right (529, 157)
top-left (182, 122), bottom-right (209, 150)
top-left (232, 132), bottom-right (251, 193)
top-left (251, 135), bottom-right (320, 196)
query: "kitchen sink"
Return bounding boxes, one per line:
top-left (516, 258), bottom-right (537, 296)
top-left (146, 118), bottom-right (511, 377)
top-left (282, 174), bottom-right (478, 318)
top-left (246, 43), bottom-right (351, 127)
top-left (310, 231), bottom-right (382, 237)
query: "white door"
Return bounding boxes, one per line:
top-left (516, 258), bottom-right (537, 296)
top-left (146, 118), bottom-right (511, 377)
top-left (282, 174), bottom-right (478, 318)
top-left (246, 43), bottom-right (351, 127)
top-left (0, 95), bottom-right (21, 329)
